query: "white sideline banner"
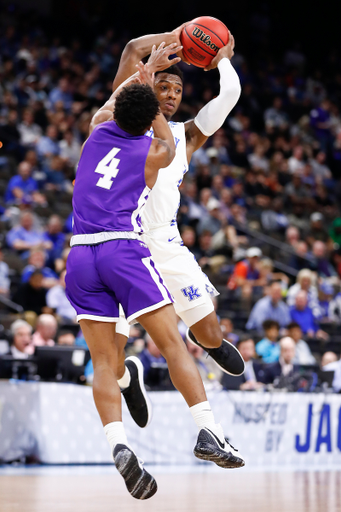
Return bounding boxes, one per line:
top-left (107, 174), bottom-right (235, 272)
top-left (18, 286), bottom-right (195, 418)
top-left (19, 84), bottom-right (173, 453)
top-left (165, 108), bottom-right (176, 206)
top-left (0, 381), bottom-right (340, 467)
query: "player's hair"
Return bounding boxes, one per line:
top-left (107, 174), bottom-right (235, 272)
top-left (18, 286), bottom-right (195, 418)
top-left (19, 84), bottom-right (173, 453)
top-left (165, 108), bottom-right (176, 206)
top-left (114, 83), bottom-right (160, 136)
top-left (155, 64), bottom-right (184, 83)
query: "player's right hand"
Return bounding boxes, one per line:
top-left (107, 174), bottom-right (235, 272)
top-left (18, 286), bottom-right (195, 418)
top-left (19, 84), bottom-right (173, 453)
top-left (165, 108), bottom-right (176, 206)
top-left (171, 22), bottom-right (191, 65)
top-left (204, 31), bottom-right (235, 71)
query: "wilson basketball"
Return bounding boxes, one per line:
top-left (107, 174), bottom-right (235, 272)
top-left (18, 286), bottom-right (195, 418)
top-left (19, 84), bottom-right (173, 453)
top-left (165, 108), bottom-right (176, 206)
top-left (180, 16), bottom-right (229, 68)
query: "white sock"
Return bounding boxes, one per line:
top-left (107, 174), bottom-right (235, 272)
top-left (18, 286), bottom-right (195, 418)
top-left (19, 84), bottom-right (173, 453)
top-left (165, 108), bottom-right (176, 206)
top-left (190, 401), bottom-right (224, 443)
top-left (103, 421), bottom-right (130, 455)
top-left (117, 366), bottom-right (131, 390)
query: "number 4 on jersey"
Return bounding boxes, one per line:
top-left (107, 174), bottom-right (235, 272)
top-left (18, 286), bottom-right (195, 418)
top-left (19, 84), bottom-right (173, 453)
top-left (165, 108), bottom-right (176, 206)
top-left (95, 147), bottom-right (121, 190)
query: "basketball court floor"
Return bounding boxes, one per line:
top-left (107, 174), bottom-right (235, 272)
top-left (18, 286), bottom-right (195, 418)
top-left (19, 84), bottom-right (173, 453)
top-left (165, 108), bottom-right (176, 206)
top-left (0, 465), bottom-right (340, 512)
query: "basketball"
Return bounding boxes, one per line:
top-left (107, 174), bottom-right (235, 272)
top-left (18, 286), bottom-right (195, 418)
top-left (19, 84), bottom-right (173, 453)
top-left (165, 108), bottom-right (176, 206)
top-left (180, 16), bottom-right (229, 68)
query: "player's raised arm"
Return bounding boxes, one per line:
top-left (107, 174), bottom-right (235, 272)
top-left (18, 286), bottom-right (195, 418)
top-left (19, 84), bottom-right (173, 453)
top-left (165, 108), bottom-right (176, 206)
top-left (184, 32), bottom-right (241, 161)
top-left (112, 24), bottom-right (187, 91)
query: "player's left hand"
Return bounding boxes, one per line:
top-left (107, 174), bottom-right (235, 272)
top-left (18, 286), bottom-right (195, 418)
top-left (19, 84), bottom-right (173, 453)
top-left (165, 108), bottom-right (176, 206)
top-left (136, 61), bottom-right (155, 88)
top-left (146, 42), bottom-right (183, 73)
top-left (204, 31), bottom-right (235, 71)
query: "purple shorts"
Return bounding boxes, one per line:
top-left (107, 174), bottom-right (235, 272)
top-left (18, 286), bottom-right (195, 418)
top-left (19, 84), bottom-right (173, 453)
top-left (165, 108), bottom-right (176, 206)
top-left (65, 239), bottom-right (172, 324)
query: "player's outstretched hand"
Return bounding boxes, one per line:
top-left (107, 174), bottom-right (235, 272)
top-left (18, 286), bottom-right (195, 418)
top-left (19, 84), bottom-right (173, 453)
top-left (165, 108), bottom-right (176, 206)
top-left (136, 61), bottom-right (155, 88)
top-left (204, 31), bottom-right (235, 71)
top-left (147, 42), bottom-right (183, 73)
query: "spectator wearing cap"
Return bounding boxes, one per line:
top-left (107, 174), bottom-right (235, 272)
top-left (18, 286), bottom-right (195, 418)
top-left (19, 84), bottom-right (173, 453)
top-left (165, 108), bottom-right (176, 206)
top-left (246, 281), bottom-right (291, 332)
top-left (256, 320), bottom-right (280, 363)
top-left (318, 282), bottom-right (334, 321)
top-left (7, 319), bottom-right (34, 359)
top-left (305, 212), bottom-right (331, 248)
top-left (286, 269), bottom-right (321, 318)
top-left (289, 290), bottom-right (328, 339)
top-left (287, 322), bottom-right (316, 365)
top-left (0, 245), bottom-right (10, 296)
top-left (228, 247), bottom-right (263, 297)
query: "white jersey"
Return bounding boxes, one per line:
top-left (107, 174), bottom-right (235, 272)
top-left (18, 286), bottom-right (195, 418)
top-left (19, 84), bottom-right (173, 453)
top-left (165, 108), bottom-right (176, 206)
top-left (142, 121), bottom-right (188, 233)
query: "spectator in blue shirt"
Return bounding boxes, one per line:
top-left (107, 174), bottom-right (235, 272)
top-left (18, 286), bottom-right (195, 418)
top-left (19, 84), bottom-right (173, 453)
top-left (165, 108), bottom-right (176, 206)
top-left (36, 125), bottom-right (60, 162)
top-left (49, 78), bottom-right (73, 111)
top-left (21, 249), bottom-right (58, 288)
top-left (246, 281), bottom-right (291, 332)
top-left (290, 290), bottom-right (329, 340)
top-left (43, 214), bottom-right (66, 267)
top-left (256, 320), bottom-right (280, 363)
top-left (5, 161), bottom-right (43, 204)
top-left (6, 211), bottom-right (52, 259)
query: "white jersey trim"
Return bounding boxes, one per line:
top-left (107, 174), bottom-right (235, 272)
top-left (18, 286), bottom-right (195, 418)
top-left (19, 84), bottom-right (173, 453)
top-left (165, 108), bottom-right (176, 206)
top-left (70, 231), bottom-right (139, 246)
top-left (131, 185), bottom-right (151, 232)
top-left (127, 298), bottom-right (172, 324)
top-left (77, 314), bottom-right (120, 322)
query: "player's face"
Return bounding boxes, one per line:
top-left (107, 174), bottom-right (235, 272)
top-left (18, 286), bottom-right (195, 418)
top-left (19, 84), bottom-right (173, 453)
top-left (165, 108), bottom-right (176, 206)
top-left (154, 73), bottom-right (183, 120)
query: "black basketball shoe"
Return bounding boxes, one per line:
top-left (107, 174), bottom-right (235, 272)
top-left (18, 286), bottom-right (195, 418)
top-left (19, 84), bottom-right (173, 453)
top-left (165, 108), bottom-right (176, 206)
top-left (193, 428), bottom-right (245, 469)
top-left (186, 329), bottom-right (245, 376)
top-left (121, 356), bottom-right (152, 428)
top-left (113, 444), bottom-right (157, 500)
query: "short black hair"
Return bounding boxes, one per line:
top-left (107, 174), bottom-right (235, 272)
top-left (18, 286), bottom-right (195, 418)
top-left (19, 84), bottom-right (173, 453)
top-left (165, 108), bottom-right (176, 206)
top-left (155, 64), bottom-right (184, 83)
top-left (287, 322), bottom-right (301, 330)
top-left (262, 319), bottom-right (280, 331)
top-left (114, 83), bottom-right (160, 136)
top-left (236, 336), bottom-right (255, 349)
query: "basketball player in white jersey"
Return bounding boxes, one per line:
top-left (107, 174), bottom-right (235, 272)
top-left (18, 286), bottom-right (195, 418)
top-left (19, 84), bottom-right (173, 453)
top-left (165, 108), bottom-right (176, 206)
top-left (111, 25), bottom-right (245, 404)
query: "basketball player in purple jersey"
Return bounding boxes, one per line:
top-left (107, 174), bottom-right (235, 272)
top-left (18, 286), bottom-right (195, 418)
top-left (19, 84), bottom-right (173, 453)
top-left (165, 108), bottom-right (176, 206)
top-left (66, 58), bottom-right (244, 500)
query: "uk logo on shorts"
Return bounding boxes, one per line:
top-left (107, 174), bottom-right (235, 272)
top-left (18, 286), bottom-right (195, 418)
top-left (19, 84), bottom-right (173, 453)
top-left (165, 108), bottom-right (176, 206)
top-left (181, 285), bottom-right (202, 302)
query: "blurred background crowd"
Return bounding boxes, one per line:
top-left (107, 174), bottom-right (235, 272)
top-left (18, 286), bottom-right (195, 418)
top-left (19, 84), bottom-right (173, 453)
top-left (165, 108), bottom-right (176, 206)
top-left (0, 1), bottom-right (341, 393)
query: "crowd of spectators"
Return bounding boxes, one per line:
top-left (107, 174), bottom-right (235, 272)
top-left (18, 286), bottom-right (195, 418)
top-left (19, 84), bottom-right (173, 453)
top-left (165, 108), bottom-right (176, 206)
top-left (1, 6), bottom-right (341, 393)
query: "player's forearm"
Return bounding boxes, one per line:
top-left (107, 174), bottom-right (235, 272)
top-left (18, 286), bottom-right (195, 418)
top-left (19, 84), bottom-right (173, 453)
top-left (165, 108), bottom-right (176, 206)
top-left (194, 58), bottom-right (241, 137)
top-left (152, 112), bottom-right (176, 155)
top-left (113, 32), bottom-right (177, 91)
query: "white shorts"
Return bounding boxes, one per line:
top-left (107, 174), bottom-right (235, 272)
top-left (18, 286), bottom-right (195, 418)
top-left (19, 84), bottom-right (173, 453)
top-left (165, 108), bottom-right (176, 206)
top-left (141, 226), bottom-right (219, 327)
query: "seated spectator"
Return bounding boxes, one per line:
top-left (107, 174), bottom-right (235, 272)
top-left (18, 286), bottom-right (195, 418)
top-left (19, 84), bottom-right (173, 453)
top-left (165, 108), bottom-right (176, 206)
top-left (285, 225), bottom-right (300, 248)
top-left (44, 155), bottom-right (72, 192)
top-left (220, 317), bottom-right (239, 345)
top-left (21, 249), bottom-right (58, 288)
top-left (318, 281), bottom-right (334, 321)
top-left (42, 214), bottom-right (66, 267)
top-left (310, 151), bottom-right (332, 181)
top-left (286, 268), bottom-right (321, 318)
top-left (287, 146), bottom-right (306, 174)
top-left (321, 351), bottom-right (338, 367)
top-left (258, 258), bottom-right (289, 291)
top-left (264, 97), bottom-right (289, 131)
top-left (329, 218), bottom-right (341, 248)
top-left (5, 161), bottom-right (46, 205)
top-left (287, 322), bottom-right (316, 365)
top-left (12, 270), bottom-right (47, 316)
top-left (263, 337), bottom-right (300, 385)
top-left (31, 314), bottom-right (57, 350)
top-left (139, 334), bottom-right (173, 390)
top-left (49, 78), bottom-right (73, 111)
top-left (256, 320), bottom-right (280, 363)
top-left (17, 108), bottom-right (42, 148)
top-left (323, 353), bottom-right (341, 393)
top-left (289, 290), bottom-right (328, 339)
top-left (59, 130), bottom-right (82, 167)
top-left (6, 211), bottom-right (52, 259)
top-left (36, 124), bottom-right (60, 162)
top-left (304, 212), bottom-right (331, 248)
top-left (246, 281), bottom-right (291, 332)
top-left (0, 244), bottom-right (10, 296)
top-left (328, 290), bottom-right (341, 323)
top-left (222, 337), bottom-right (265, 391)
top-left (46, 270), bottom-right (77, 322)
top-left (7, 319), bottom-right (33, 358)
top-left (196, 197), bottom-right (224, 236)
top-left (311, 240), bottom-right (337, 278)
top-left (228, 247), bottom-right (263, 297)
top-left (57, 329), bottom-right (76, 346)
top-left (186, 337), bottom-right (222, 390)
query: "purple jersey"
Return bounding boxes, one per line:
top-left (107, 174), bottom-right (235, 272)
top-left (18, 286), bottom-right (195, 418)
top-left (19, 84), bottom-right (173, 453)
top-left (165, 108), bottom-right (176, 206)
top-left (72, 121), bottom-right (152, 235)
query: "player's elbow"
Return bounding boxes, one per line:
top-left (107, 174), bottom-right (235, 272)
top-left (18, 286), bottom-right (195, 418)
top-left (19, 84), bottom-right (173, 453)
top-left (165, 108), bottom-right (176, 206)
top-left (124, 39), bottom-right (143, 59)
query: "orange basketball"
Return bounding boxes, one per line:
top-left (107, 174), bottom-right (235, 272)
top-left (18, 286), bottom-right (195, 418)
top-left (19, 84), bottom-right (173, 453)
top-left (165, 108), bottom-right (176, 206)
top-left (180, 16), bottom-right (229, 68)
